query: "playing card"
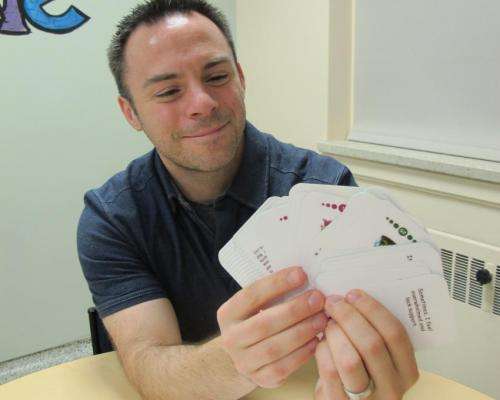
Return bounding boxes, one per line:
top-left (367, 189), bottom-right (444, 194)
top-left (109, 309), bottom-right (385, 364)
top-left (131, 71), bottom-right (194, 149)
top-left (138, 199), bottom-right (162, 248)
top-left (289, 183), bottom-right (360, 198)
top-left (289, 190), bottom-right (350, 265)
top-left (323, 274), bottom-right (456, 350)
top-left (310, 241), bottom-right (443, 281)
top-left (365, 186), bottom-right (426, 229)
top-left (219, 202), bottom-right (293, 286)
top-left (258, 196), bottom-right (289, 213)
top-left (314, 264), bottom-right (431, 296)
top-left (218, 183), bottom-right (456, 351)
top-left (308, 191), bottom-right (439, 267)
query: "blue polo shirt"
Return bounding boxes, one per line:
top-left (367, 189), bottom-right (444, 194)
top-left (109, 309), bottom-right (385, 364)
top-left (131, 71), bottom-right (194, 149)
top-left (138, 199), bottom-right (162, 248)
top-left (77, 122), bottom-right (356, 343)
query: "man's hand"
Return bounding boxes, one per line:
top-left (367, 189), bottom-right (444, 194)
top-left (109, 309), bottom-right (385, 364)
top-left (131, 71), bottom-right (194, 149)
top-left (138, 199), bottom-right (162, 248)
top-left (217, 266), bottom-right (328, 389)
top-left (314, 289), bottom-right (419, 400)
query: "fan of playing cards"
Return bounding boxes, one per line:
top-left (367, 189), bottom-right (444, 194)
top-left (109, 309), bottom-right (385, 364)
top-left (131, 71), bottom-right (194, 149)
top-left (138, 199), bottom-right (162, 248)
top-left (219, 183), bottom-right (456, 350)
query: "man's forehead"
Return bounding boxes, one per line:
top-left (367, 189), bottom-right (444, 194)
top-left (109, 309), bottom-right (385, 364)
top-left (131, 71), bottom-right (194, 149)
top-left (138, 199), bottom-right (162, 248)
top-left (126, 12), bottom-right (229, 60)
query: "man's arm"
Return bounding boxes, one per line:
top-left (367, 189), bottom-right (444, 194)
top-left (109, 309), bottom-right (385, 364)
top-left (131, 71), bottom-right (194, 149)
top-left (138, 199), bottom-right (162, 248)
top-left (103, 267), bottom-right (327, 400)
top-left (103, 298), bottom-right (256, 400)
top-left (78, 191), bottom-right (256, 399)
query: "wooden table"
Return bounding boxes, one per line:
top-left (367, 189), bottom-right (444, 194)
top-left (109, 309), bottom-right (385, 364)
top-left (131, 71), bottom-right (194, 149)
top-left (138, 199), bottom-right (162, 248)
top-left (0, 352), bottom-right (492, 399)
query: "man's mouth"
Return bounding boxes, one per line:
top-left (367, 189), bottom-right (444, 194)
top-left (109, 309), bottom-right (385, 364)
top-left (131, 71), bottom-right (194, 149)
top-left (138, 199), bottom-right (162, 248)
top-left (185, 121), bottom-right (229, 139)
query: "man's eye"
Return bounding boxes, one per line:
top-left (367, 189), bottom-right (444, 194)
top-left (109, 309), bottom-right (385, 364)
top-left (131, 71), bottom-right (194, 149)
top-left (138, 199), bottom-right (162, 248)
top-left (157, 88), bottom-right (180, 97)
top-left (208, 74), bottom-right (228, 83)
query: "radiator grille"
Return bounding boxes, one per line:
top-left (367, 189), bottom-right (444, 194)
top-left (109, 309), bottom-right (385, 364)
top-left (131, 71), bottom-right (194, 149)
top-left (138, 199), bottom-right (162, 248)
top-left (441, 248), bottom-right (498, 315)
top-left (452, 253), bottom-right (468, 302)
top-left (494, 265), bottom-right (500, 316)
top-left (468, 259), bottom-right (484, 309)
top-left (441, 249), bottom-right (453, 293)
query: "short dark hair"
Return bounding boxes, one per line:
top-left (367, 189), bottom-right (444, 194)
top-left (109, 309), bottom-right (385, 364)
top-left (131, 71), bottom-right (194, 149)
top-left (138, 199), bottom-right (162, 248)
top-left (107, 0), bottom-right (237, 102)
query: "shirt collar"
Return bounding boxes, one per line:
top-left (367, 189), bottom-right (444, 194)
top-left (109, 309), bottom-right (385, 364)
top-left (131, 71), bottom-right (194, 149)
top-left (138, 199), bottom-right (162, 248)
top-left (154, 120), bottom-right (270, 213)
top-left (153, 152), bottom-right (185, 214)
top-left (224, 121), bottom-right (269, 210)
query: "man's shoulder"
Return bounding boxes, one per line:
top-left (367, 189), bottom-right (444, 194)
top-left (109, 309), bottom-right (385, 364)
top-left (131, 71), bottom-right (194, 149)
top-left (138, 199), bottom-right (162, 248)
top-left (78, 149), bottom-right (163, 246)
top-left (88, 149), bottom-right (157, 207)
top-left (261, 130), bottom-right (354, 187)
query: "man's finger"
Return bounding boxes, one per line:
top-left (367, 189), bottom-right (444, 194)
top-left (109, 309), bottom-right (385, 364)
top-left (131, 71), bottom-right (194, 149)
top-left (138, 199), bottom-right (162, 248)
top-left (240, 311), bottom-right (327, 371)
top-left (315, 338), bottom-right (348, 399)
top-left (325, 294), bottom-right (403, 397)
top-left (229, 290), bottom-right (325, 348)
top-left (218, 266), bottom-right (307, 324)
top-left (323, 319), bottom-right (373, 395)
top-left (344, 289), bottom-right (420, 390)
top-left (251, 337), bottom-right (318, 389)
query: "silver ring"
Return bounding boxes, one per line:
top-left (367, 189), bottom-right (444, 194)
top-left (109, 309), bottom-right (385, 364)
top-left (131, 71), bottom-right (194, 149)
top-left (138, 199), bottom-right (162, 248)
top-left (343, 378), bottom-right (375, 399)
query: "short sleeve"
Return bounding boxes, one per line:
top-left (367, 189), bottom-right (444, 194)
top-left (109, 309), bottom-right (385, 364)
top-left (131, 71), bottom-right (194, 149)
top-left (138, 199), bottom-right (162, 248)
top-left (337, 166), bottom-right (358, 187)
top-left (77, 190), bottom-right (166, 318)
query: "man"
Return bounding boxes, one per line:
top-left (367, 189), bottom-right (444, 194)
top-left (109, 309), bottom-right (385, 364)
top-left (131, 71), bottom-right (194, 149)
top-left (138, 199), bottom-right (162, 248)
top-left (77, 1), bottom-right (419, 399)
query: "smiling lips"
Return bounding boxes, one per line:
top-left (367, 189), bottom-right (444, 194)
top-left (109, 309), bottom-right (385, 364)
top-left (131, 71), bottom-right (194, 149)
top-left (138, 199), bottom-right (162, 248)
top-left (185, 122), bottom-right (229, 138)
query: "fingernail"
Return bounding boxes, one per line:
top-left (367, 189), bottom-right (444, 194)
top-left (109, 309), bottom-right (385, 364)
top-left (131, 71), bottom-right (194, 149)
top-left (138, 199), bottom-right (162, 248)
top-left (288, 269), bottom-right (303, 285)
top-left (346, 289), bottom-right (363, 303)
top-left (327, 294), bottom-right (344, 305)
top-left (308, 291), bottom-right (323, 308)
top-left (313, 313), bottom-right (327, 330)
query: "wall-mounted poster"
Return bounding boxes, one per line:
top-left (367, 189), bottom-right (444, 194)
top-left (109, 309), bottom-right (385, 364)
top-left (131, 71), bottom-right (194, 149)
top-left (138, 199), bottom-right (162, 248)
top-left (0, 0), bottom-right (90, 35)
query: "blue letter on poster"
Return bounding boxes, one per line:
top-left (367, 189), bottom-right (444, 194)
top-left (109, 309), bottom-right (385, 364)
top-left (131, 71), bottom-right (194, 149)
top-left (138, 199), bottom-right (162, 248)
top-left (23, 0), bottom-right (89, 34)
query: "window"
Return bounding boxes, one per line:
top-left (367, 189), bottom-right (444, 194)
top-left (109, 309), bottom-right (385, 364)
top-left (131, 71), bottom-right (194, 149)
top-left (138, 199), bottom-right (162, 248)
top-left (332, 0), bottom-right (500, 163)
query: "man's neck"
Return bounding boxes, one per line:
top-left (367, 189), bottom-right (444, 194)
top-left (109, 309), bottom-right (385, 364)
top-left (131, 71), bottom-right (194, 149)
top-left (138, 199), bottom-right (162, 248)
top-left (159, 142), bottom-right (245, 204)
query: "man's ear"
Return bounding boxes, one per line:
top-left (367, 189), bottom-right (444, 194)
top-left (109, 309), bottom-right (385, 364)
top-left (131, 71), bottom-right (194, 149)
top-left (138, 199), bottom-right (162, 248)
top-left (236, 62), bottom-right (246, 92)
top-left (118, 96), bottom-right (143, 131)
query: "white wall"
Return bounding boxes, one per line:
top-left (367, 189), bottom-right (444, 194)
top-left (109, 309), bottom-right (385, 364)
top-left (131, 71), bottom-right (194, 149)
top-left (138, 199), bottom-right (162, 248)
top-left (0, 0), bottom-right (236, 363)
top-left (236, 0), bottom-right (331, 150)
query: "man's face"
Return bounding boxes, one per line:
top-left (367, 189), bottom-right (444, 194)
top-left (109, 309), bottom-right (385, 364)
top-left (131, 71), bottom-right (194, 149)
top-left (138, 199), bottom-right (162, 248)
top-left (120, 12), bottom-right (246, 172)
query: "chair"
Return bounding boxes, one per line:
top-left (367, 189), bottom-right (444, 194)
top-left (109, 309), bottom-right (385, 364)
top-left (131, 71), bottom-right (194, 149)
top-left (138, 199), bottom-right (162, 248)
top-left (87, 307), bottom-right (114, 355)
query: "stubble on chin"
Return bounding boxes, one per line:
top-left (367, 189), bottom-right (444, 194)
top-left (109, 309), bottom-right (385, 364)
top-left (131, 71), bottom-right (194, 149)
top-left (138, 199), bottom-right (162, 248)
top-left (159, 121), bottom-right (244, 173)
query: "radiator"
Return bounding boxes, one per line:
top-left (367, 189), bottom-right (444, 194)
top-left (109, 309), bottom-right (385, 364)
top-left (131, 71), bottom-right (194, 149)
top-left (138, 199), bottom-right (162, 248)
top-left (431, 229), bottom-right (500, 315)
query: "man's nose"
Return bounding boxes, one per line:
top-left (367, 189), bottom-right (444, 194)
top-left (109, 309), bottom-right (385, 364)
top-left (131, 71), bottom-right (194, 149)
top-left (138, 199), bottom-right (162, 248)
top-left (186, 86), bottom-right (218, 119)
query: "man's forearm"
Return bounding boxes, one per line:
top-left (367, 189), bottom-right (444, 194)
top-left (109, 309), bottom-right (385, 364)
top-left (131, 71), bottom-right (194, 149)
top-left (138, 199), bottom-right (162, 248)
top-left (122, 335), bottom-right (257, 400)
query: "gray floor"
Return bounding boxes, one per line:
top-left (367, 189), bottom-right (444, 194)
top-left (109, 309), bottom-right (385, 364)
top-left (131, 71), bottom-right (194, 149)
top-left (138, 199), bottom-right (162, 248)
top-left (0, 338), bottom-right (93, 385)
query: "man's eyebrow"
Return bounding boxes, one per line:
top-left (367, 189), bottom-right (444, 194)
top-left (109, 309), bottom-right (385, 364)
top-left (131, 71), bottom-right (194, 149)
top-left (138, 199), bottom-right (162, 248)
top-left (143, 72), bottom-right (178, 89)
top-left (142, 57), bottom-right (232, 89)
top-left (204, 56), bottom-right (231, 70)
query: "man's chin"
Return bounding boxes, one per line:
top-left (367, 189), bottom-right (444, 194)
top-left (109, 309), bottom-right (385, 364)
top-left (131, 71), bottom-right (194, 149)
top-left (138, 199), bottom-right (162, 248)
top-left (184, 153), bottom-right (238, 173)
top-left (160, 147), bottom-right (236, 173)
top-left (186, 136), bottom-right (243, 172)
